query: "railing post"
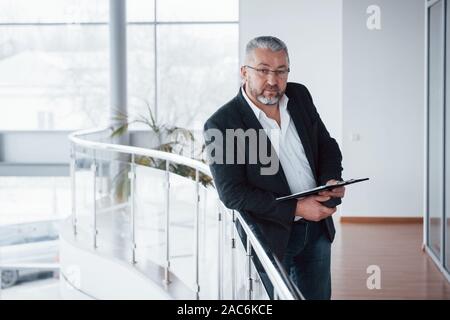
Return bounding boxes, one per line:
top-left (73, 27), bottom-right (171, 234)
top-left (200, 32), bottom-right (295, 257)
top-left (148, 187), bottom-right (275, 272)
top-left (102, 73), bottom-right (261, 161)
top-left (164, 160), bottom-right (171, 285)
top-left (218, 202), bottom-right (223, 300)
top-left (231, 210), bottom-right (236, 299)
top-left (129, 154), bottom-right (137, 265)
top-left (201, 187), bottom-right (207, 257)
top-left (91, 154), bottom-right (98, 249)
top-left (246, 238), bottom-right (253, 300)
top-left (70, 144), bottom-right (77, 237)
top-left (194, 169), bottom-right (200, 299)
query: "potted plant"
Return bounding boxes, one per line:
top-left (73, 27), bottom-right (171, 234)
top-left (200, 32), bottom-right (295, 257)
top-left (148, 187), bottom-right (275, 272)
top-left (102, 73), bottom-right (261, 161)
top-left (110, 100), bottom-right (213, 198)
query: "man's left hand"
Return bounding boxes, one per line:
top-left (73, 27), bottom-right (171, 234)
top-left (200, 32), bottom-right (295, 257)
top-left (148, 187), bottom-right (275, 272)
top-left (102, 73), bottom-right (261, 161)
top-left (318, 179), bottom-right (345, 198)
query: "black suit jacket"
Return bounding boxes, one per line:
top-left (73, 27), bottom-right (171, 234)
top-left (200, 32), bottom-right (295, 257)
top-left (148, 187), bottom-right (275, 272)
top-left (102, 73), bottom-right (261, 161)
top-left (204, 82), bottom-right (343, 259)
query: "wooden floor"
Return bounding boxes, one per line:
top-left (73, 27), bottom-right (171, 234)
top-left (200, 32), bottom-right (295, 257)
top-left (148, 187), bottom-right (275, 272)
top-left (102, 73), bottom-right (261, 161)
top-left (331, 219), bottom-right (450, 300)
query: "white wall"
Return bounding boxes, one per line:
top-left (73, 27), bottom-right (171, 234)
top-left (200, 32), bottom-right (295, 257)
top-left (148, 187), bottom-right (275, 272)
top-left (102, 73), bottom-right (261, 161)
top-left (240, 0), bottom-right (426, 217)
top-left (341, 0), bottom-right (425, 217)
top-left (239, 0), bottom-right (343, 143)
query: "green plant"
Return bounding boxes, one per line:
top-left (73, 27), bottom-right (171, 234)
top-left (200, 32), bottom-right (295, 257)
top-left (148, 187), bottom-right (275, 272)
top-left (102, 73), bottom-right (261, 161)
top-left (111, 100), bottom-right (213, 188)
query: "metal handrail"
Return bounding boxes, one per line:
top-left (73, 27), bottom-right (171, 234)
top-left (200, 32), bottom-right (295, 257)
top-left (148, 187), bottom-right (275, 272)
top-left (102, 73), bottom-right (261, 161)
top-left (233, 210), bottom-right (303, 300)
top-left (68, 127), bottom-right (299, 300)
top-left (69, 127), bottom-right (211, 176)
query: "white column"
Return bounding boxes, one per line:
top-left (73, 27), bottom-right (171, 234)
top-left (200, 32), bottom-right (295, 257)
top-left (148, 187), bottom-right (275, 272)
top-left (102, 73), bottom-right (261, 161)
top-left (109, 0), bottom-right (129, 145)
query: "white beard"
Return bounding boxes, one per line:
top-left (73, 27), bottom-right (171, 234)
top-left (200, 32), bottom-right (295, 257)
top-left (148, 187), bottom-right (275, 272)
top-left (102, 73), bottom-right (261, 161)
top-left (257, 94), bottom-right (280, 105)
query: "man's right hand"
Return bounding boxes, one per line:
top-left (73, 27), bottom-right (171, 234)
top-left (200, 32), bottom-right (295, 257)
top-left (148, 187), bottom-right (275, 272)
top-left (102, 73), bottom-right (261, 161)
top-left (295, 195), bottom-right (337, 222)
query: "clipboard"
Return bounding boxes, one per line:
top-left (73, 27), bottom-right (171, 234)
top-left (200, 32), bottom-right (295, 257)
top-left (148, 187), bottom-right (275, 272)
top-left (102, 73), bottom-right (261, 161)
top-left (275, 178), bottom-right (369, 202)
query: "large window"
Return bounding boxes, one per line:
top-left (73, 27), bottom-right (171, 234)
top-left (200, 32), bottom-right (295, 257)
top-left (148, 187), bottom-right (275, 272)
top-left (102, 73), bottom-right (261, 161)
top-left (0, 0), bottom-right (239, 131)
top-left (0, 0), bottom-right (110, 130)
top-left (0, 1), bottom-right (238, 294)
top-left (128, 0), bottom-right (239, 130)
top-left (0, 0), bottom-right (238, 220)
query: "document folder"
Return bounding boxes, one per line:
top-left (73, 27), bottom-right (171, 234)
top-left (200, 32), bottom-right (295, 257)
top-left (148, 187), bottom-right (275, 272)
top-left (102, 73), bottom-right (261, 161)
top-left (275, 178), bottom-right (369, 202)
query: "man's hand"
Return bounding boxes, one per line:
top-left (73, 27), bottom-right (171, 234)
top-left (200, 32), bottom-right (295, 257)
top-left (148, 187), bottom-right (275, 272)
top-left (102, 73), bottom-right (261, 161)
top-left (295, 195), bottom-right (337, 222)
top-left (318, 179), bottom-right (345, 198)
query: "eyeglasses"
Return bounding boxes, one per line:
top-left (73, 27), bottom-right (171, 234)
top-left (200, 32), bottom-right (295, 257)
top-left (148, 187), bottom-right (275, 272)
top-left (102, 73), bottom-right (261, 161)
top-left (244, 65), bottom-right (290, 78)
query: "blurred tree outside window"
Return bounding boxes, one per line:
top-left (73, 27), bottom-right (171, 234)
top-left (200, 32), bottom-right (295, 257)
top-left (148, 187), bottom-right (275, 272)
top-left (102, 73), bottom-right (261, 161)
top-left (0, 0), bottom-right (239, 131)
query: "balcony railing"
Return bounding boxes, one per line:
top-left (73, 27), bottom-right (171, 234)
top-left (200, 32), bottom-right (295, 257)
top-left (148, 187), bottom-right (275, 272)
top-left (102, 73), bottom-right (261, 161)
top-left (67, 127), bottom-right (302, 300)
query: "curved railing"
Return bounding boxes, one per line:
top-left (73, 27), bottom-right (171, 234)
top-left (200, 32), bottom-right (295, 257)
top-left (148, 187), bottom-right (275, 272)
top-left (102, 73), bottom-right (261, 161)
top-left (67, 127), bottom-right (301, 300)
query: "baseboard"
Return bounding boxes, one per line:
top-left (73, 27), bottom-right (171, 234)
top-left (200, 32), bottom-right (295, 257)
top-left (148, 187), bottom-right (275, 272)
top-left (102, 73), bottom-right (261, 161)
top-left (340, 216), bottom-right (423, 224)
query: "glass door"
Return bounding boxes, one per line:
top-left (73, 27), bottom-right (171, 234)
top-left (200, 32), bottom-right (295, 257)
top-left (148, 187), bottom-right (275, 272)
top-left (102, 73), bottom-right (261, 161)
top-left (427, 0), bottom-right (445, 260)
top-left (446, 0), bottom-right (450, 273)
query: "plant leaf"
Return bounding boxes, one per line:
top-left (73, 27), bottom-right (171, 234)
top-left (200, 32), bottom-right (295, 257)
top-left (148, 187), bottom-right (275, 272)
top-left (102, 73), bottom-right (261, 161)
top-left (111, 123), bottom-right (129, 137)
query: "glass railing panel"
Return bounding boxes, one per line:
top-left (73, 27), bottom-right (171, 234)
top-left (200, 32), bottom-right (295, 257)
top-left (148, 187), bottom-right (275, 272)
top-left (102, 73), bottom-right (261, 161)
top-left (94, 153), bottom-right (133, 263)
top-left (134, 163), bottom-right (169, 269)
top-left (73, 148), bottom-right (96, 242)
top-left (69, 129), bottom-right (300, 300)
top-left (166, 167), bottom-right (197, 291)
top-left (197, 185), bottom-right (219, 299)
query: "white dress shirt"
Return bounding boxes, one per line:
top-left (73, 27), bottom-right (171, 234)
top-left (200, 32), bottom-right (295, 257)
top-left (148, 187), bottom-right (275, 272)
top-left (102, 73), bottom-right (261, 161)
top-left (241, 87), bottom-right (316, 221)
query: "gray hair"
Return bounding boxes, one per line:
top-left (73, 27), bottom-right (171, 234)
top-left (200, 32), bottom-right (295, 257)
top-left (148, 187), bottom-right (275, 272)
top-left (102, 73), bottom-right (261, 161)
top-left (245, 36), bottom-right (290, 65)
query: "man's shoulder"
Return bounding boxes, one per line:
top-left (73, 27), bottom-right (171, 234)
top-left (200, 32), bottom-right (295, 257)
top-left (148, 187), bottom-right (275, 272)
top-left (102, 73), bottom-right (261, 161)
top-left (204, 94), bottom-right (243, 130)
top-left (286, 82), bottom-right (309, 97)
top-left (286, 82), bottom-right (315, 113)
